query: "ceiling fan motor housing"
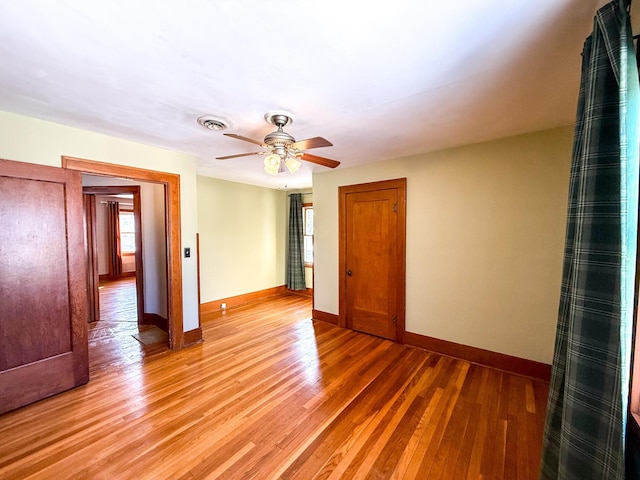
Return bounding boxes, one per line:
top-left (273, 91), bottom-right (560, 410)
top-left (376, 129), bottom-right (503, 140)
top-left (264, 129), bottom-right (295, 149)
top-left (264, 112), bottom-right (296, 151)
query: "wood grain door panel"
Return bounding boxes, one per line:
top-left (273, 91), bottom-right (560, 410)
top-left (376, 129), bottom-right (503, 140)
top-left (345, 189), bottom-right (397, 339)
top-left (0, 159), bottom-right (88, 414)
top-left (339, 179), bottom-right (406, 342)
top-left (0, 177), bottom-right (71, 369)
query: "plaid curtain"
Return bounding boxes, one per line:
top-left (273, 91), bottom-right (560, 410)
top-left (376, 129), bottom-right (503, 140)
top-left (539, 1), bottom-right (639, 479)
top-left (287, 193), bottom-right (306, 290)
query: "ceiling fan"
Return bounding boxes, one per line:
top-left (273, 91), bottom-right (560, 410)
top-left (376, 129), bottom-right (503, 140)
top-left (216, 111), bottom-right (340, 175)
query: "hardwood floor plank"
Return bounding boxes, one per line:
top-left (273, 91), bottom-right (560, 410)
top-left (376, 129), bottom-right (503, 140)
top-left (0, 294), bottom-right (549, 479)
top-left (321, 355), bottom-right (431, 479)
top-left (427, 401), bottom-right (472, 480)
top-left (98, 276), bottom-right (138, 323)
top-left (346, 358), bottom-right (440, 479)
top-left (410, 360), bottom-right (471, 479)
top-left (391, 358), bottom-right (456, 479)
top-left (279, 345), bottom-right (419, 480)
top-left (447, 400), bottom-right (482, 480)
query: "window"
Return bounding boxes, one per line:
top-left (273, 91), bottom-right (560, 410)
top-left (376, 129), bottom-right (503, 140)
top-left (303, 204), bottom-right (313, 266)
top-left (119, 211), bottom-right (136, 253)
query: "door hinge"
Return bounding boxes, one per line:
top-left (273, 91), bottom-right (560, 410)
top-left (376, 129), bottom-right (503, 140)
top-left (392, 314), bottom-right (397, 324)
top-left (393, 203), bottom-right (398, 213)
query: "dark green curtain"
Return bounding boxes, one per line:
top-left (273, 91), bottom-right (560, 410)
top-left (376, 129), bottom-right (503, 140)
top-left (287, 193), bottom-right (306, 290)
top-left (539, 1), bottom-right (639, 479)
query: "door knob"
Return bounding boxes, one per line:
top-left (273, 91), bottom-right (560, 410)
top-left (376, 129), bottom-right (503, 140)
top-left (347, 270), bottom-right (352, 276)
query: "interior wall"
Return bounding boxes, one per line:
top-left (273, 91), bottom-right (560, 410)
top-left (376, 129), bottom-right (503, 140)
top-left (0, 110), bottom-right (198, 330)
top-left (142, 182), bottom-right (168, 318)
top-left (197, 175), bottom-right (286, 303)
top-left (95, 196), bottom-right (109, 275)
top-left (313, 126), bottom-right (573, 364)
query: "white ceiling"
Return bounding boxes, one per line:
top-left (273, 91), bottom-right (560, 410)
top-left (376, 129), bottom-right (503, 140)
top-left (0, 1), bottom-right (609, 190)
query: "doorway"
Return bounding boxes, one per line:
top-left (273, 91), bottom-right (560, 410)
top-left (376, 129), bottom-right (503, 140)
top-left (63, 156), bottom-right (186, 350)
top-left (339, 178), bottom-right (406, 342)
top-left (83, 185), bottom-right (145, 326)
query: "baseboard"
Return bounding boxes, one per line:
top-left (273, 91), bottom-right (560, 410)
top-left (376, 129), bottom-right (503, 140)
top-left (184, 327), bottom-right (203, 347)
top-left (200, 285), bottom-right (288, 315)
top-left (312, 309), bottom-right (339, 326)
top-left (143, 313), bottom-right (168, 331)
top-left (404, 332), bottom-right (551, 381)
top-left (288, 288), bottom-right (313, 298)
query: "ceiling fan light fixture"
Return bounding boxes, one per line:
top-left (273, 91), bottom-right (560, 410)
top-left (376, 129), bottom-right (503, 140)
top-left (285, 156), bottom-right (301, 174)
top-left (264, 154), bottom-right (280, 175)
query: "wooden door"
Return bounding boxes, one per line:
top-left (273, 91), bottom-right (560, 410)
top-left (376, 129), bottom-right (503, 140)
top-left (0, 159), bottom-right (89, 414)
top-left (339, 178), bottom-right (406, 341)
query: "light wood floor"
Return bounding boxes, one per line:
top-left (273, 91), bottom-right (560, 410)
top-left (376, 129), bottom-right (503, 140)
top-left (89, 276), bottom-right (168, 372)
top-left (0, 293), bottom-right (549, 479)
top-left (99, 276), bottom-right (138, 323)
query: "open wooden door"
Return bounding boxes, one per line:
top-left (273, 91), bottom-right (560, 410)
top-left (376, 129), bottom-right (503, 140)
top-left (339, 178), bottom-right (406, 342)
top-left (0, 159), bottom-right (89, 414)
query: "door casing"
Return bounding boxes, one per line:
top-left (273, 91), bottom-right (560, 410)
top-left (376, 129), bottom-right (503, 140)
top-left (63, 156), bottom-right (188, 350)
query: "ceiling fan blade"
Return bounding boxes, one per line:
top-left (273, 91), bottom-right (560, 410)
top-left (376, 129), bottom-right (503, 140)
top-left (224, 133), bottom-right (265, 147)
top-left (216, 152), bottom-right (262, 160)
top-left (300, 152), bottom-right (340, 168)
top-left (291, 136), bottom-right (333, 150)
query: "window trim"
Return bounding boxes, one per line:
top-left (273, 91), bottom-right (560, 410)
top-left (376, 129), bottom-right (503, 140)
top-left (303, 203), bottom-right (313, 267)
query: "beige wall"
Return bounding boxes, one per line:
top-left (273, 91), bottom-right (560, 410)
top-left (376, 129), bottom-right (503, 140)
top-left (313, 126), bottom-right (573, 364)
top-left (197, 175), bottom-right (286, 302)
top-left (0, 110), bottom-right (199, 330)
top-left (142, 181), bottom-right (168, 318)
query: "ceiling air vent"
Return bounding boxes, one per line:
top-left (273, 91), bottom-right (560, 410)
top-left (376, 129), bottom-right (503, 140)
top-left (197, 116), bottom-right (229, 131)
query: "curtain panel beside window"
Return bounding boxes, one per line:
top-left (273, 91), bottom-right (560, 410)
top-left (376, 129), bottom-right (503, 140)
top-left (539, 1), bottom-right (640, 479)
top-left (287, 193), bottom-right (306, 291)
top-left (107, 201), bottom-right (123, 278)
